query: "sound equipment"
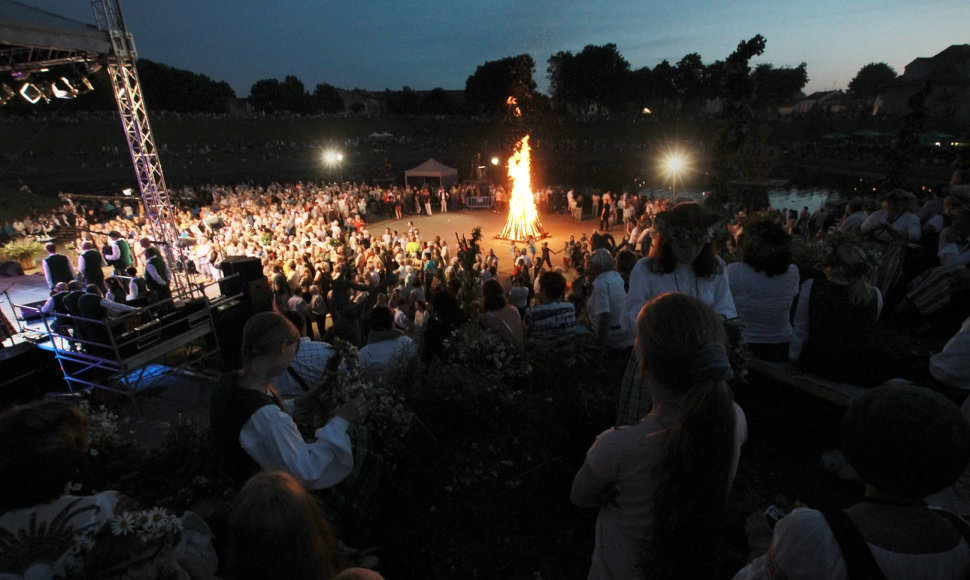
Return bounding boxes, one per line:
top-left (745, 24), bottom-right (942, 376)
top-left (0, 261), bottom-right (25, 277)
top-left (220, 256), bottom-right (262, 283)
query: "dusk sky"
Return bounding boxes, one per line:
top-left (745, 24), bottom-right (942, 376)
top-left (41, 0), bottom-right (970, 98)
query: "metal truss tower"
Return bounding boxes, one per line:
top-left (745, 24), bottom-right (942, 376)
top-left (90, 0), bottom-right (189, 297)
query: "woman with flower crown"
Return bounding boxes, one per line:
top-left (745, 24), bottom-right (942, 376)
top-left (789, 241), bottom-right (892, 386)
top-left (572, 293), bottom-right (747, 580)
top-left (617, 201), bottom-right (736, 425)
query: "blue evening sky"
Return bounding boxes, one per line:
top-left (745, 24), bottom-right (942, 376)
top-left (40, 0), bottom-right (970, 98)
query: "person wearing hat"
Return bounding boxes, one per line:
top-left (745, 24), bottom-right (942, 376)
top-left (735, 384), bottom-right (970, 579)
top-left (617, 201), bottom-right (736, 425)
top-left (104, 230), bottom-right (133, 276)
top-left (860, 189), bottom-right (921, 296)
top-left (789, 242), bottom-right (894, 386)
top-left (897, 185), bottom-right (970, 333)
top-left (621, 201), bottom-right (735, 331)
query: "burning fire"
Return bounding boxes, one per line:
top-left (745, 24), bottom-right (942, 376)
top-left (506, 96), bottom-right (521, 117)
top-left (499, 135), bottom-right (545, 242)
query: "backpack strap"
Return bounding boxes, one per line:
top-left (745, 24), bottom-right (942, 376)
top-left (931, 508), bottom-right (970, 547)
top-left (821, 509), bottom-right (888, 580)
top-left (286, 366), bottom-right (312, 393)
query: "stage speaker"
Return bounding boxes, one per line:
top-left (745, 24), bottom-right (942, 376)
top-left (220, 256), bottom-right (262, 283)
top-left (0, 261), bottom-right (25, 277)
top-left (246, 277), bottom-right (272, 311)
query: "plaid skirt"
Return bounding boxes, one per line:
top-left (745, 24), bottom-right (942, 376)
top-left (907, 266), bottom-right (959, 317)
top-left (873, 243), bottom-right (907, 295)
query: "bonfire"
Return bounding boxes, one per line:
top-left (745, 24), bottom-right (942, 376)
top-left (498, 135), bottom-right (546, 242)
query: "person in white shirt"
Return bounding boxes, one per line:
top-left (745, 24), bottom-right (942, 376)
top-left (860, 189), bottom-right (922, 295)
top-left (209, 312), bottom-right (364, 490)
top-left (359, 306), bottom-right (416, 376)
top-left (837, 199), bottom-right (868, 234)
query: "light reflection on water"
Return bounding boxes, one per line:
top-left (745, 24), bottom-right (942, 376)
top-left (648, 186), bottom-right (842, 214)
top-left (767, 187), bottom-right (838, 214)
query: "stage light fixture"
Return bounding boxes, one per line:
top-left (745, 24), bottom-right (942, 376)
top-left (51, 78), bottom-right (78, 99)
top-left (77, 76), bottom-right (95, 94)
top-left (19, 82), bottom-right (48, 104)
top-left (0, 84), bottom-right (15, 105)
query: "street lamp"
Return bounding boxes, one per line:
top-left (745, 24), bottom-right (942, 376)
top-left (662, 151), bottom-right (688, 198)
top-left (323, 150), bottom-right (344, 182)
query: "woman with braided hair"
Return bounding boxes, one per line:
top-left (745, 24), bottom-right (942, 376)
top-left (572, 293), bottom-right (747, 580)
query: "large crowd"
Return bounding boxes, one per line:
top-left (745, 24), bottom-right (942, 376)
top-left (2, 169), bottom-right (970, 578)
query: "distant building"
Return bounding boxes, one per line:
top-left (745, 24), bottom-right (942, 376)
top-left (778, 91), bottom-right (848, 116)
top-left (874, 44), bottom-right (970, 126)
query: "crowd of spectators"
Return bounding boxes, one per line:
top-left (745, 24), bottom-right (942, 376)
top-left (3, 167), bottom-right (970, 578)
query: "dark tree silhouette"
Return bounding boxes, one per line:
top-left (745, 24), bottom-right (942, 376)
top-left (848, 62), bottom-right (898, 100)
top-left (312, 83), bottom-right (345, 114)
top-left (465, 54), bottom-right (537, 116)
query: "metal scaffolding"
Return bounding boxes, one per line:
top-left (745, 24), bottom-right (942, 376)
top-left (90, 0), bottom-right (190, 298)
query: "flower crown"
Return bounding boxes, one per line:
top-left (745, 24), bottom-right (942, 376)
top-left (68, 507), bottom-right (183, 576)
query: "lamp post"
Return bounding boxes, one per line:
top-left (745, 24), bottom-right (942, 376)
top-left (663, 151), bottom-right (687, 199)
top-left (324, 150), bottom-right (343, 182)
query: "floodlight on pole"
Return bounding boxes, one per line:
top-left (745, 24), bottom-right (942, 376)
top-left (662, 151), bottom-right (689, 198)
top-left (323, 150), bottom-right (344, 181)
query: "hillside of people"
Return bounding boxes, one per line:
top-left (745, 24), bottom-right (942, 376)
top-left (1, 167), bottom-right (968, 578)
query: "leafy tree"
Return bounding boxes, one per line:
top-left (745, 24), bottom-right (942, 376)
top-left (848, 62), bottom-right (897, 100)
top-left (312, 83), bottom-right (345, 114)
top-left (248, 78), bottom-right (285, 113)
top-left (421, 88), bottom-right (454, 115)
top-left (385, 86), bottom-right (421, 116)
top-left (751, 62), bottom-right (808, 107)
top-left (650, 60), bottom-right (678, 107)
top-left (465, 54), bottom-right (537, 115)
top-left (280, 75), bottom-right (311, 113)
top-left (711, 34), bottom-right (766, 197)
top-left (546, 44), bottom-right (630, 115)
top-left (248, 75), bottom-right (310, 113)
top-left (675, 53), bottom-right (707, 102)
top-left (136, 59), bottom-right (235, 113)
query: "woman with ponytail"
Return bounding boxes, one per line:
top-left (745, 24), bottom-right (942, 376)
top-left (572, 293), bottom-right (748, 579)
top-left (210, 311), bottom-right (364, 490)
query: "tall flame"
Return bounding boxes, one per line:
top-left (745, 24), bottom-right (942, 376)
top-left (499, 135), bottom-right (545, 241)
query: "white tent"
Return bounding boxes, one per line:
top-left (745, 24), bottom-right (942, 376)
top-left (404, 158), bottom-right (458, 189)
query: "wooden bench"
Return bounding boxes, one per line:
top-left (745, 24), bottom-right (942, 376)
top-left (748, 358), bottom-right (870, 408)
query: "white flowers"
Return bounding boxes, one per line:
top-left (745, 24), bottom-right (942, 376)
top-left (110, 512), bottom-right (137, 535)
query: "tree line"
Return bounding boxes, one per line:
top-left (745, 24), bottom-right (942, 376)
top-left (0, 37), bottom-right (897, 118)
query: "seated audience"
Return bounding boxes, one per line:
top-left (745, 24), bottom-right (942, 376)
top-left (735, 384), bottom-right (970, 579)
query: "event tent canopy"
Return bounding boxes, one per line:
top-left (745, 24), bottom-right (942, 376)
top-left (405, 158), bottom-right (458, 189)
